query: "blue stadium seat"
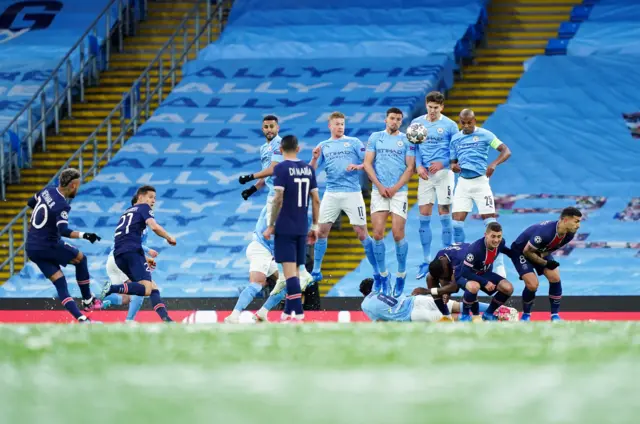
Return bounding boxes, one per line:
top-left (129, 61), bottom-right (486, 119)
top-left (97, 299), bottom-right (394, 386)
top-left (558, 22), bottom-right (580, 39)
top-left (570, 5), bottom-right (592, 22)
top-left (545, 38), bottom-right (569, 55)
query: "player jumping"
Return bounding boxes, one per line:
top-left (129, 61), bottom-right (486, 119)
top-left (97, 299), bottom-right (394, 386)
top-left (309, 111), bottom-right (378, 282)
top-left (510, 207), bottom-right (582, 321)
top-left (412, 91), bottom-right (459, 280)
top-left (25, 168), bottom-right (103, 322)
top-left (99, 185), bottom-right (176, 322)
top-left (449, 109), bottom-right (512, 277)
top-left (363, 107), bottom-right (415, 297)
top-left (263, 135), bottom-right (320, 322)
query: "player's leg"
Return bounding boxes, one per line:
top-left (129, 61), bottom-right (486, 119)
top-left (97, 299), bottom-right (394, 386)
top-left (369, 189), bottom-right (389, 292)
top-left (345, 192), bottom-right (378, 278)
top-left (226, 241), bottom-right (271, 323)
top-left (103, 252), bottom-right (129, 309)
top-left (475, 177), bottom-right (506, 278)
top-left (125, 295), bottom-right (143, 321)
top-left (409, 296), bottom-right (444, 322)
top-left (480, 273), bottom-right (514, 321)
top-left (61, 243), bottom-right (101, 310)
top-left (510, 253), bottom-right (541, 321)
top-left (451, 177), bottom-right (473, 243)
top-left (460, 280), bottom-right (481, 322)
top-left (276, 234), bottom-right (305, 320)
top-left (312, 193), bottom-right (340, 281)
top-left (543, 265), bottom-right (562, 321)
top-left (416, 177), bottom-right (436, 279)
top-left (390, 191), bottom-right (409, 297)
top-left (436, 170), bottom-right (455, 247)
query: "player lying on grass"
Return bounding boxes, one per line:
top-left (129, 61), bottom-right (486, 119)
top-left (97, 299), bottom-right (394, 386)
top-left (360, 278), bottom-right (517, 322)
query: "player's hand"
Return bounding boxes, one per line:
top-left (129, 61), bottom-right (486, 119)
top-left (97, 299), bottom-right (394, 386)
top-left (486, 164), bottom-right (497, 178)
top-left (484, 282), bottom-right (496, 292)
top-left (346, 164), bottom-right (363, 171)
top-left (417, 166), bottom-right (429, 180)
top-left (148, 248), bottom-right (158, 258)
top-left (386, 186), bottom-right (398, 198)
top-left (146, 257), bottom-right (157, 270)
top-left (442, 293), bottom-right (450, 304)
top-left (166, 236), bottom-right (177, 246)
top-left (545, 259), bottom-right (560, 270)
top-left (377, 184), bottom-right (389, 198)
top-left (82, 233), bottom-right (101, 244)
top-left (451, 163), bottom-right (461, 173)
top-left (263, 226), bottom-right (275, 240)
top-left (307, 229), bottom-right (318, 245)
top-left (428, 161), bottom-right (444, 174)
top-left (241, 185), bottom-right (258, 200)
top-left (239, 174), bottom-right (254, 185)
top-left (312, 146), bottom-right (321, 160)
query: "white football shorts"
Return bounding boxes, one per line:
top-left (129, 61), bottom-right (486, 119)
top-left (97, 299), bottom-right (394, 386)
top-left (417, 169), bottom-right (454, 206)
top-left (319, 191), bottom-right (367, 226)
top-left (246, 240), bottom-right (278, 277)
top-left (370, 190), bottom-right (409, 219)
top-left (452, 175), bottom-right (495, 215)
top-left (410, 295), bottom-right (455, 322)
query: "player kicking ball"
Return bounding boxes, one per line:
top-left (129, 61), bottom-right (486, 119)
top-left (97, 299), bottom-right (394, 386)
top-left (99, 186), bottom-right (177, 322)
top-left (263, 135), bottom-right (320, 322)
top-left (25, 168), bottom-right (102, 323)
top-left (510, 207), bottom-right (582, 321)
top-left (363, 107), bottom-right (416, 297)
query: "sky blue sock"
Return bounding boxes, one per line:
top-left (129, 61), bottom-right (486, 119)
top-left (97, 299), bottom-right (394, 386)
top-left (104, 293), bottom-right (123, 306)
top-left (418, 215), bottom-right (432, 262)
top-left (361, 236), bottom-right (379, 274)
top-left (373, 239), bottom-right (387, 273)
top-left (234, 282), bottom-right (262, 312)
top-left (313, 238), bottom-right (328, 274)
top-left (452, 220), bottom-right (465, 243)
top-left (440, 214), bottom-right (453, 247)
top-left (483, 217), bottom-right (497, 226)
top-left (395, 238), bottom-right (408, 274)
top-left (263, 290), bottom-right (286, 311)
top-left (126, 296), bottom-right (144, 321)
top-left (478, 301), bottom-right (489, 314)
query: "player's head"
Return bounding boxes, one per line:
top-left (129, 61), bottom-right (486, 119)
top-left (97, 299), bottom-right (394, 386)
top-left (280, 135), bottom-right (300, 155)
top-left (428, 256), bottom-right (452, 281)
top-left (328, 111), bottom-right (345, 138)
top-left (484, 222), bottom-right (503, 249)
top-left (130, 195), bottom-right (138, 207)
top-left (58, 168), bottom-right (81, 198)
top-left (425, 91), bottom-right (445, 121)
top-left (560, 206), bottom-right (582, 233)
top-left (135, 185), bottom-right (157, 208)
top-left (385, 107), bottom-right (403, 134)
top-left (459, 109), bottom-right (476, 134)
top-left (359, 278), bottom-right (374, 297)
top-left (262, 115), bottom-right (279, 142)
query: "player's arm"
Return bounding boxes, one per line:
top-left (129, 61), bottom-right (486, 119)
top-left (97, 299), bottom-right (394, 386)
top-left (241, 178), bottom-right (265, 201)
top-left (449, 140), bottom-right (460, 173)
top-left (56, 209), bottom-right (101, 243)
top-left (268, 189), bottom-right (284, 227)
top-left (523, 242), bottom-right (559, 269)
top-left (487, 138), bottom-right (511, 177)
top-left (498, 239), bottom-right (514, 260)
top-left (363, 151), bottom-right (384, 192)
top-left (310, 144), bottom-right (324, 170)
top-left (27, 194), bottom-right (37, 208)
top-left (146, 218), bottom-right (176, 246)
top-left (391, 153), bottom-right (416, 193)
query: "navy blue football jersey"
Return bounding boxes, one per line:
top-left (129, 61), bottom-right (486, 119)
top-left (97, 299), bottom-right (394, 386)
top-left (27, 187), bottom-right (71, 249)
top-left (272, 159), bottom-right (318, 236)
top-left (434, 243), bottom-right (470, 269)
top-left (511, 220), bottom-right (575, 255)
top-left (113, 203), bottom-right (154, 257)
top-left (461, 237), bottom-right (510, 276)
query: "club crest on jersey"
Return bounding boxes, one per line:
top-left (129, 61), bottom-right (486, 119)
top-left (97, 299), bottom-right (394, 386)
top-left (473, 136), bottom-right (479, 142)
top-left (343, 142), bottom-right (350, 147)
top-left (149, 210), bottom-right (155, 217)
top-left (534, 236), bottom-right (542, 244)
top-left (397, 141), bottom-right (404, 147)
top-left (61, 211), bottom-right (68, 219)
top-left (466, 253), bottom-right (474, 262)
top-left (437, 128), bottom-right (444, 134)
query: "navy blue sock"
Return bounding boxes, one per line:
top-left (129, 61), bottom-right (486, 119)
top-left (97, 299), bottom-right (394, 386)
top-left (149, 289), bottom-right (170, 321)
top-left (52, 276), bottom-right (83, 320)
top-left (485, 291), bottom-right (510, 315)
top-left (284, 276), bottom-right (303, 317)
top-left (75, 255), bottom-right (92, 300)
top-left (522, 287), bottom-right (536, 314)
top-left (462, 289), bottom-right (477, 316)
top-left (110, 282), bottom-right (146, 296)
top-left (471, 300), bottom-right (479, 316)
top-left (434, 297), bottom-right (450, 315)
top-left (549, 281), bottom-right (562, 315)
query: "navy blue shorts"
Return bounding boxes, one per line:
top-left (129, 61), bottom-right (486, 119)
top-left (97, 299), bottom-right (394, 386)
top-left (274, 234), bottom-right (306, 266)
top-left (27, 241), bottom-right (79, 279)
top-left (457, 272), bottom-right (504, 295)
top-left (115, 250), bottom-right (152, 282)
top-left (511, 251), bottom-right (552, 279)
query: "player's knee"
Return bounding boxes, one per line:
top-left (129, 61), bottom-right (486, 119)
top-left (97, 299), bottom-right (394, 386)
top-left (524, 278), bottom-right (539, 292)
top-left (317, 225), bottom-right (331, 238)
top-left (438, 204), bottom-right (450, 214)
top-left (392, 230), bottom-right (404, 243)
top-left (353, 225), bottom-right (368, 241)
top-left (49, 270), bottom-right (64, 282)
top-left (499, 281), bottom-right (514, 295)
top-left (71, 251), bottom-right (84, 265)
top-left (372, 227), bottom-right (385, 241)
top-left (465, 281), bottom-right (480, 293)
top-left (140, 280), bottom-right (153, 296)
top-left (121, 294), bottom-right (131, 305)
top-left (452, 213), bottom-right (465, 221)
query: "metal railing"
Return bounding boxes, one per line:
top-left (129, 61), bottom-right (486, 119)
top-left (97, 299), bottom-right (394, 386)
top-left (0, 0), bottom-right (228, 276)
top-left (0, 0), bottom-right (148, 200)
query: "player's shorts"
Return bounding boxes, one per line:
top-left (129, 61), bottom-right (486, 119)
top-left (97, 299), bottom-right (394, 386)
top-left (410, 295), bottom-right (455, 322)
top-left (115, 250), bottom-right (152, 282)
top-left (457, 271), bottom-right (504, 294)
top-left (370, 190), bottom-right (409, 219)
top-left (246, 240), bottom-right (278, 277)
top-left (106, 252), bottom-right (130, 285)
top-left (27, 241), bottom-right (79, 279)
top-left (511, 250), bottom-right (553, 279)
top-left (274, 234), bottom-right (306, 266)
top-left (417, 169), bottom-right (454, 206)
top-left (452, 175), bottom-right (495, 214)
top-left (319, 191), bottom-right (367, 226)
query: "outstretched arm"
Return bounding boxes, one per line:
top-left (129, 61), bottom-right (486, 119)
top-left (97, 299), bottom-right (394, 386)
top-left (146, 218), bottom-right (176, 245)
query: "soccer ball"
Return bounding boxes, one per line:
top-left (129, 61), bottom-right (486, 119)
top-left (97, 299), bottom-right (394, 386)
top-left (406, 123), bottom-right (428, 144)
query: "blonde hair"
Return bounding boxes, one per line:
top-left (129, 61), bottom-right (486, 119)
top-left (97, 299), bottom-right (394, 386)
top-left (328, 111), bottom-right (345, 122)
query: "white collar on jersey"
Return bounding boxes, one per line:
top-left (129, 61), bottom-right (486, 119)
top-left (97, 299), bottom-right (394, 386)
top-left (56, 188), bottom-right (66, 200)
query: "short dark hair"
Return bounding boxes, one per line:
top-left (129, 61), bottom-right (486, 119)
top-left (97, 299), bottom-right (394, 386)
top-left (136, 185), bottom-right (156, 197)
top-left (59, 168), bottom-right (81, 187)
top-left (131, 195), bottom-right (138, 206)
top-left (280, 135), bottom-right (298, 153)
top-left (428, 257), bottom-right (445, 280)
top-left (359, 278), bottom-right (374, 297)
top-left (426, 91), bottom-right (445, 104)
top-left (486, 222), bottom-right (502, 233)
top-left (561, 206), bottom-right (582, 219)
top-left (386, 107), bottom-right (403, 116)
top-left (263, 115), bottom-right (278, 123)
